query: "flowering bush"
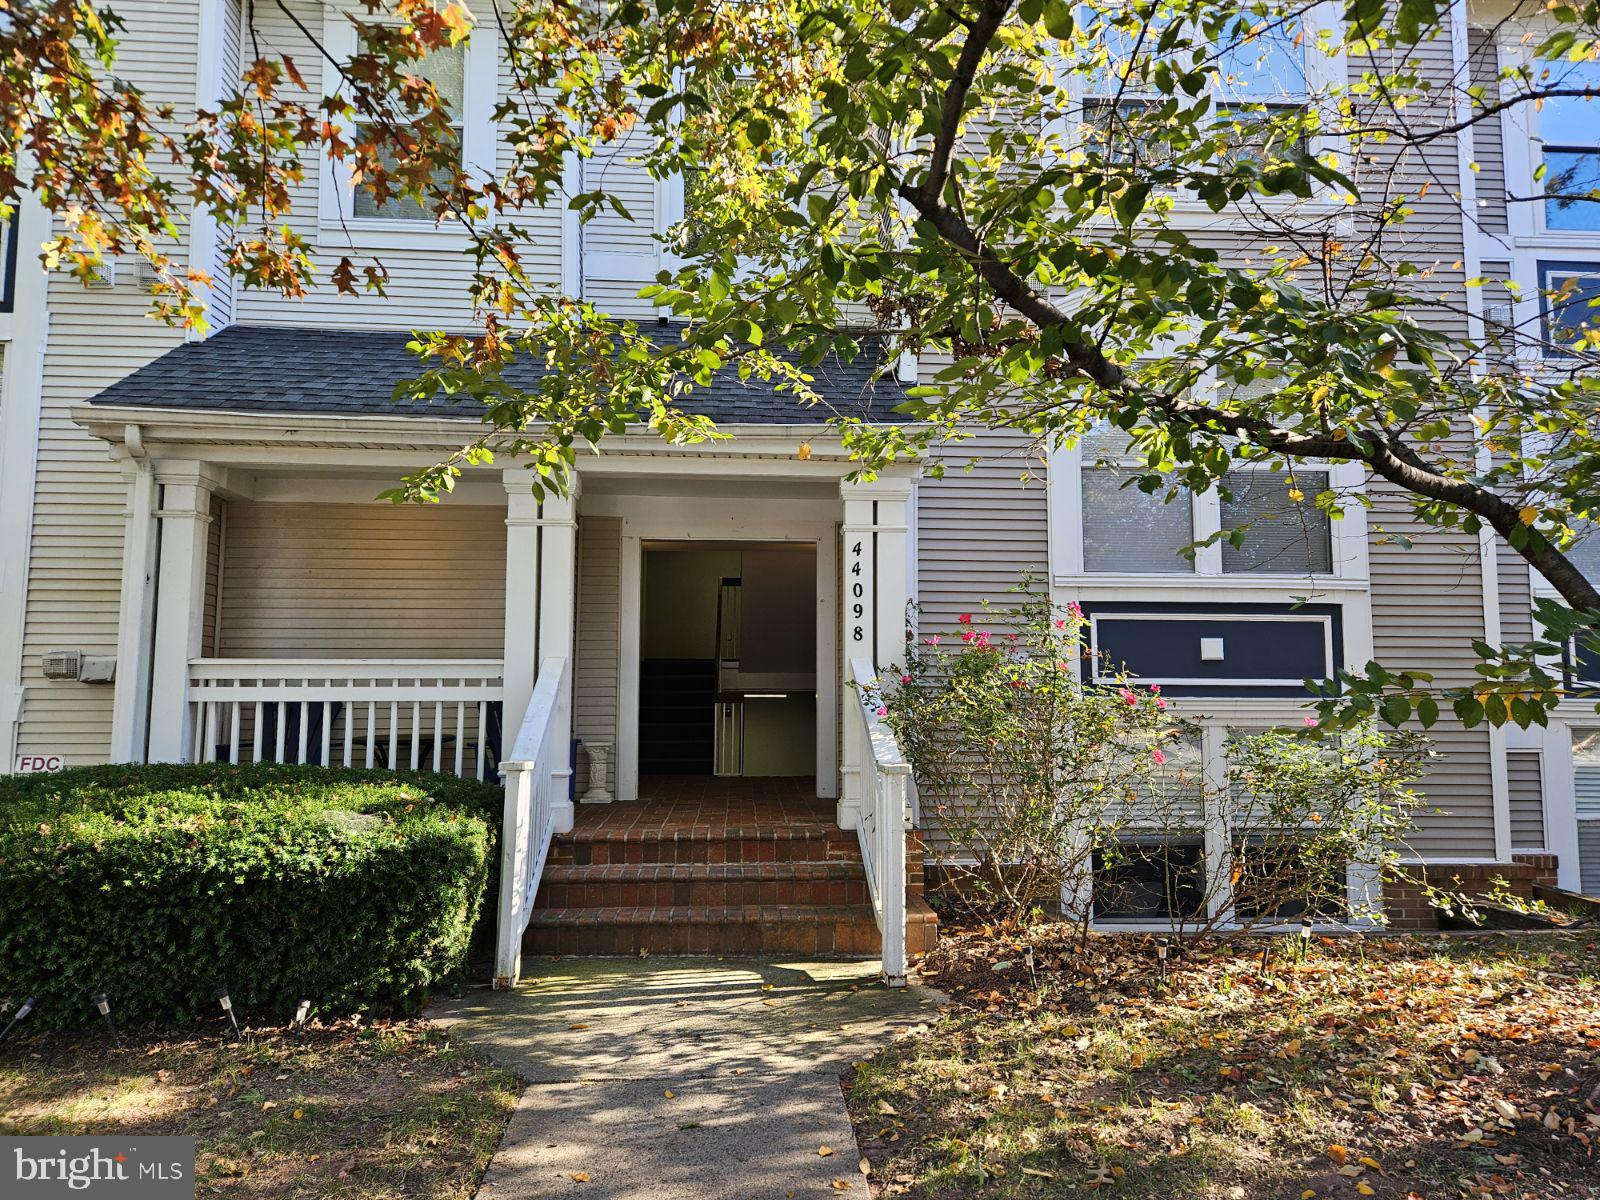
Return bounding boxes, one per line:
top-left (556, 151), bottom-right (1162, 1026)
top-left (881, 589), bottom-right (1432, 937)
top-left (881, 591), bottom-right (1181, 923)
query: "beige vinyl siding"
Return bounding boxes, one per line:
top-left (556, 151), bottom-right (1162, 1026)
top-left (1468, 27), bottom-right (1509, 239)
top-left (1497, 537), bottom-right (1535, 645)
top-left (217, 502), bottom-right (505, 658)
top-left (1369, 489), bottom-right (1497, 857)
top-left (1506, 749), bottom-right (1545, 848)
top-left (202, 499), bottom-right (225, 658)
top-left (16, 0), bottom-right (202, 765)
top-left (233, 0), bottom-right (563, 331)
top-left (916, 426), bottom-right (1050, 628)
top-left (574, 515), bottom-right (622, 792)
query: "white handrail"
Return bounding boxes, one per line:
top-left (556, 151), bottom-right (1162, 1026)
top-left (850, 657), bottom-right (911, 988)
top-left (494, 657), bottom-right (568, 988)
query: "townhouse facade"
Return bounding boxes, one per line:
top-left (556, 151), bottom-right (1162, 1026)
top-left (0, 0), bottom-right (1595, 980)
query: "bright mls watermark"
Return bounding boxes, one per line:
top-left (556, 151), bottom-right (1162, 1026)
top-left (2, 1138), bottom-right (194, 1199)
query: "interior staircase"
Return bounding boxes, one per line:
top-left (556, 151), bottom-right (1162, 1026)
top-left (524, 784), bottom-right (938, 958)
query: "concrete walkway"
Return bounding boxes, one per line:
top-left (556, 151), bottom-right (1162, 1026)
top-left (429, 958), bottom-right (941, 1200)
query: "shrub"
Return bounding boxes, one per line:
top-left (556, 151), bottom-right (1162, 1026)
top-left (883, 589), bottom-right (1432, 940)
top-left (0, 763), bottom-right (499, 1030)
top-left (880, 590), bottom-right (1176, 923)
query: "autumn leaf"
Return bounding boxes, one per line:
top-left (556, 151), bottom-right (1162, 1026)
top-left (818, 1145), bottom-right (835, 1157)
top-left (570, 1172), bottom-right (590, 1183)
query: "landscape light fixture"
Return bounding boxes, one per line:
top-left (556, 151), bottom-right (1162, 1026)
top-left (293, 999), bottom-right (311, 1038)
top-left (1155, 938), bottom-right (1170, 987)
top-left (92, 993), bottom-right (122, 1047)
top-left (0, 996), bottom-right (36, 1045)
top-left (216, 987), bottom-right (241, 1040)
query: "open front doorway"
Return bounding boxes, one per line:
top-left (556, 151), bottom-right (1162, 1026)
top-left (638, 542), bottom-right (819, 783)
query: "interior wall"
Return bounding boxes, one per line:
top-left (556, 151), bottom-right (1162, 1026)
top-left (641, 549), bottom-right (741, 659)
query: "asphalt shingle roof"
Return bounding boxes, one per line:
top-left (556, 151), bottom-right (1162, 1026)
top-left (87, 324), bottom-right (907, 424)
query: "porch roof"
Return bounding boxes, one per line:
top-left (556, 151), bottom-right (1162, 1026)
top-left (86, 324), bottom-right (909, 424)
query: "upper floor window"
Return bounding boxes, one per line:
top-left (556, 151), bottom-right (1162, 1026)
top-left (1537, 60), bottom-right (1600, 233)
top-left (350, 37), bottom-right (466, 222)
top-left (1075, 5), bottom-right (1335, 172)
top-left (1074, 428), bottom-right (1335, 576)
top-left (318, 7), bottom-right (495, 238)
top-left (1541, 260), bottom-right (1600, 353)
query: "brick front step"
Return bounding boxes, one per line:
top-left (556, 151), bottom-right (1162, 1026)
top-left (535, 861), bottom-right (871, 909)
top-left (546, 826), bottom-right (859, 867)
top-left (523, 897), bottom-right (941, 959)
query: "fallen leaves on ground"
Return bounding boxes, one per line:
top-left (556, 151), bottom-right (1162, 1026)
top-left (847, 924), bottom-right (1600, 1199)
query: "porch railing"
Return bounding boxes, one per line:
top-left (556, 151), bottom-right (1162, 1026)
top-left (494, 656), bottom-right (569, 988)
top-left (849, 657), bottom-right (911, 988)
top-left (185, 659), bottom-right (505, 779)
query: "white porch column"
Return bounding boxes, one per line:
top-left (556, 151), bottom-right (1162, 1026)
top-left (109, 452), bottom-right (160, 762)
top-left (538, 481), bottom-right (580, 834)
top-left (502, 470), bottom-right (580, 832)
top-left (146, 462), bottom-right (220, 763)
top-left (502, 477), bottom-right (541, 752)
top-left (838, 473), bottom-right (916, 830)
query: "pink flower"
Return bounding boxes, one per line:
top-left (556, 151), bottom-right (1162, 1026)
top-left (957, 613), bottom-right (972, 624)
top-left (1150, 684), bottom-right (1161, 693)
top-left (1121, 688), bottom-right (1137, 706)
top-left (901, 673), bottom-right (912, 684)
top-left (1054, 619), bottom-right (1067, 630)
top-left (1007, 632), bottom-right (1019, 643)
top-left (1067, 602), bottom-right (1083, 619)
top-left (926, 635), bottom-right (940, 647)
top-left (1156, 698), bottom-right (1167, 710)
top-left (976, 631), bottom-right (991, 647)
top-left (962, 630), bottom-right (976, 643)
top-left (1303, 716), bottom-right (1318, 727)
top-left (1151, 747), bottom-right (1167, 766)
top-left (876, 706), bottom-right (888, 717)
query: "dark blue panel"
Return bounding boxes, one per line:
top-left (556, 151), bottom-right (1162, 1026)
top-left (1093, 616), bottom-right (1329, 684)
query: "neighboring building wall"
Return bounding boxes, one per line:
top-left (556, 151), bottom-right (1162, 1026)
top-left (217, 501), bottom-right (506, 658)
top-left (15, 0), bottom-right (207, 766)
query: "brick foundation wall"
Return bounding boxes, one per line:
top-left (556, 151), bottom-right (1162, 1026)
top-left (1384, 857), bottom-right (1560, 931)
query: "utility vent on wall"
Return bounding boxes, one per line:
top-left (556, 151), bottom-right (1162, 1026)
top-left (41, 650), bottom-right (116, 683)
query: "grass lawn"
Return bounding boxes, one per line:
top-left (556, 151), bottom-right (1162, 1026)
top-left (0, 1019), bottom-right (520, 1200)
top-left (847, 927), bottom-right (1600, 1200)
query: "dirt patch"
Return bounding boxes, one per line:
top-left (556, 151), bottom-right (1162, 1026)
top-left (0, 1018), bottom-right (520, 1200)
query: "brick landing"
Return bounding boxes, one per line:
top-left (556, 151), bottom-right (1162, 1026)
top-left (527, 776), bottom-right (938, 959)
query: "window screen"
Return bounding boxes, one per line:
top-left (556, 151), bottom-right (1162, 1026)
top-left (1082, 468), bottom-right (1195, 573)
top-left (1219, 469), bottom-right (1332, 574)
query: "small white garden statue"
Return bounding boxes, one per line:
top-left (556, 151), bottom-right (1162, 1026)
top-left (582, 741), bottom-right (614, 804)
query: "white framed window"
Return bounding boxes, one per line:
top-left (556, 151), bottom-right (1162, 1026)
top-left (1088, 713), bottom-right (1378, 930)
top-left (1499, 40), bottom-right (1600, 247)
top-left (1060, 1), bottom-right (1346, 211)
top-left (318, 5), bottom-right (497, 242)
top-left (1054, 422), bottom-right (1358, 582)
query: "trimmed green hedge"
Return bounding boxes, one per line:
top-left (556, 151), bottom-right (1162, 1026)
top-left (0, 763), bottom-right (501, 1030)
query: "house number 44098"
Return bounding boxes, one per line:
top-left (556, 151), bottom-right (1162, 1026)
top-left (848, 539), bottom-right (867, 643)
